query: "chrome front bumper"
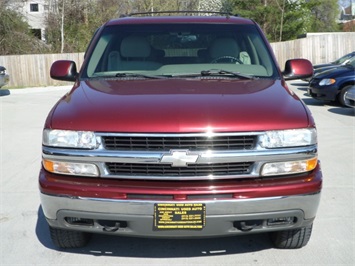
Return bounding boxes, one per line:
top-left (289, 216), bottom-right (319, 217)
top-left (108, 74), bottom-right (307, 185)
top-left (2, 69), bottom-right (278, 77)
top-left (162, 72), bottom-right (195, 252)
top-left (41, 192), bottom-right (320, 237)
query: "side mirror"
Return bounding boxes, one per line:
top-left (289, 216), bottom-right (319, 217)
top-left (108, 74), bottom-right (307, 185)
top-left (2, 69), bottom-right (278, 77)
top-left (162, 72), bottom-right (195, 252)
top-left (50, 60), bottom-right (78, 82)
top-left (282, 58), bottom-right (313, 81)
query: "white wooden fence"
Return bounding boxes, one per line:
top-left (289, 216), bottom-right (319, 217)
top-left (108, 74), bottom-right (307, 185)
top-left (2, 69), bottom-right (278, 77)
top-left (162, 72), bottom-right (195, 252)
top-left (0, 32), bottom-right (354, 88)
top-left (270, 32), bottom-right (355, 67)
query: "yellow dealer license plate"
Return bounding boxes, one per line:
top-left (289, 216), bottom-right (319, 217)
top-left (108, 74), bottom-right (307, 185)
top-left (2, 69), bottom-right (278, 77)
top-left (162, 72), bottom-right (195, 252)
top-left (154, 203), bottom-right (206, 230)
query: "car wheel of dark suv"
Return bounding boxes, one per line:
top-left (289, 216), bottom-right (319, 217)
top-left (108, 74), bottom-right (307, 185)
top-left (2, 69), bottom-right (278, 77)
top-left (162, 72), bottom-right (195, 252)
top-left (49, 226), bottom-right (91, 248)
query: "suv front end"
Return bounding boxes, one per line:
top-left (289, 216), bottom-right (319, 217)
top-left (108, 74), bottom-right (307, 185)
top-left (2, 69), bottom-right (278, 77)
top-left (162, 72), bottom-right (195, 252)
top-left (39, 12), bottom-right (321, 249)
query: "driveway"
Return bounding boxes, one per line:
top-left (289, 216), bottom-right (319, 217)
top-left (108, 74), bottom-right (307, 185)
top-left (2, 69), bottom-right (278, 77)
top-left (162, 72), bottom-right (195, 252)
top-left (0, 82), bottom-right (354, 265)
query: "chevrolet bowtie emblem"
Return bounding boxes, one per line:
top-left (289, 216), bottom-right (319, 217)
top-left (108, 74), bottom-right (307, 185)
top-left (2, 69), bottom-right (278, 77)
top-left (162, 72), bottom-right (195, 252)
top-left (160, 150), bottom-right (199, 167)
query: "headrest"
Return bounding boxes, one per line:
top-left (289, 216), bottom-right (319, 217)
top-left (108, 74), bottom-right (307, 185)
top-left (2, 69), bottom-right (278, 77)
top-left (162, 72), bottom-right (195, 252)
top-left (209, 37), bottom-right (240, 58)
top-left (120, 36), bottom-right (151, 58)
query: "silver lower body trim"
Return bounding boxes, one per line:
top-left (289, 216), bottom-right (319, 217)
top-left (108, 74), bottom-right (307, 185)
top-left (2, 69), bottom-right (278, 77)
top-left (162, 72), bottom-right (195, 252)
top-left (41, 192), bottom-right (320, 237)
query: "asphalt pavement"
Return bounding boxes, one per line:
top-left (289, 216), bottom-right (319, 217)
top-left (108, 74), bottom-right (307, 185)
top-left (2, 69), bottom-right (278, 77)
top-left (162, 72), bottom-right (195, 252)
top-left (0, 81), bottom-right (354, 265)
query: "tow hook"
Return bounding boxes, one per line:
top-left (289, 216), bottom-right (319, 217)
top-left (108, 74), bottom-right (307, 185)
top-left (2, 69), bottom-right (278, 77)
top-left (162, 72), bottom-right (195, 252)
top-left (103, 222), bottom-right (120, 232)
top-left (239, 221), bottom-right (255, 231)
top-left (237, 221), bottom-right (261, 232)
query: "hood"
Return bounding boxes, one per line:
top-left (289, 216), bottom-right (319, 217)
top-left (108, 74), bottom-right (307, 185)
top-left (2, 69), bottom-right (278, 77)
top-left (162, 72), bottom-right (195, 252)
top-left (313, 63), bottom-right (335, 69)
top-left (314, 64), bottom-right (340, 75)
top-left (314, 65), bottom-right (354, 79)
top-left (46, 78), bottom-right (310, 133)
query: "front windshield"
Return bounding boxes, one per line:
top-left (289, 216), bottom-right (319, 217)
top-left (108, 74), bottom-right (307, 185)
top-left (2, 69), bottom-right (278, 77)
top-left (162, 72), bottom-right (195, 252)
top-left (334, 53), bottom-right (355, 65)
top-left (83, 23), bottom-right (278, 79)
top-left (347, 56), bottom-right (355, 67)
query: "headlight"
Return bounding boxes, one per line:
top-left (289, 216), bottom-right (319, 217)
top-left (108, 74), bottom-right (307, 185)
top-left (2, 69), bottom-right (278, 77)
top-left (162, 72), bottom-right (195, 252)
top-left (319, 78), bottom-right (336, 86)
top-left (260, 128), bottom-right (317, 148)
top-left (43, 159), bottom-right (99, 176)
top-left (43, 129), bottom-right (98, 149)
top-left (261, 157), bottom-right (318, 176)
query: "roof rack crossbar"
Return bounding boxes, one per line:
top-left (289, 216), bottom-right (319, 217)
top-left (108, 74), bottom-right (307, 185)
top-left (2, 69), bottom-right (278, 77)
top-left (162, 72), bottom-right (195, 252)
top-left (120, 11), bottom-right (236, 18)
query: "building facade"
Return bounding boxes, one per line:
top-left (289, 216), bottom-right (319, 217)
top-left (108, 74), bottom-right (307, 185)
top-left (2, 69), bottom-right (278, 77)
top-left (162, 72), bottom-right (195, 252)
top-left (6, 0), bottom-right (53, 41)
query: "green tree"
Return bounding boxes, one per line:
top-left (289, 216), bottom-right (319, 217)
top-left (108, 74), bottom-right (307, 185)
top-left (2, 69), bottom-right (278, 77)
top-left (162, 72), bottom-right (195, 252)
top-left (44, 0), bottom-right (343, 53)
top-left (306, 0), bottom-right (340, 32)
top-left (46, 0), bottom-right (124, 53)
top-left (222, 0), bottom-right (341, 42)
top-left (45, 0), bottom-right (203, 53)
top-left (131, 0), bottom-right (199, 13)
top-left (222, 0), bottom-right (307, 41)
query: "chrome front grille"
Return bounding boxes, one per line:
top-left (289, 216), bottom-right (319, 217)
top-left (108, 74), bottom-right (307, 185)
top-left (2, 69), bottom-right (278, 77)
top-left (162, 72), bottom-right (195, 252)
top-left (106, 162), bottom-right (253, 177)
top-left (99, 133), bottom-right (259, 179)
top-left (102, 135), bottom-right (256, 151)
top-left (43, 131), bottom-right (318, 180)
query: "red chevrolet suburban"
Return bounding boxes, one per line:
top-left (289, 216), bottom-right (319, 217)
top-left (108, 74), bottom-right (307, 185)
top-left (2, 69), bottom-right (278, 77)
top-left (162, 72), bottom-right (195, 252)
top-left (40, 12), bottom-right (322, 249)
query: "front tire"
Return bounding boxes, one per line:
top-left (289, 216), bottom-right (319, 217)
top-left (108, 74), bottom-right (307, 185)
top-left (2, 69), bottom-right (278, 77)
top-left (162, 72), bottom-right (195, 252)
top-left (338, 85), bottom-right (353, 107)
top-left (49, 226), bottom-right (92, 248)
top-left (270, 224), bottom-right (313, 249)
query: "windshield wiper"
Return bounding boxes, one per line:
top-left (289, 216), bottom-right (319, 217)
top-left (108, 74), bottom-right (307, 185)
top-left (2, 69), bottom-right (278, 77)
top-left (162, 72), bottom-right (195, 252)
top-left (200, 69), bottom-right (257, 79)
top-left (115, 73), bottom-right (166, 79)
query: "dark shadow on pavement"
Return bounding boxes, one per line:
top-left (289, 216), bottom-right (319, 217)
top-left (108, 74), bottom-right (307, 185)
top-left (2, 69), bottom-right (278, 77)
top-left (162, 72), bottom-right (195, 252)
top-left (36, 205), bottom-right (273, 258)
top-left (36, 206), bottom-right (55, 249)
top-left (328, 107), bottom-right (355, 116)
top-left (299, 91), bottom-right (340, 107)
top-left (290, 82), bottom-right (309, 87)
top-left (300, 97), bottom-right (325, 106)
top-left (299, 95), bottom-right (354, 116)
top-left (297, 87), bottom-right (308, 92)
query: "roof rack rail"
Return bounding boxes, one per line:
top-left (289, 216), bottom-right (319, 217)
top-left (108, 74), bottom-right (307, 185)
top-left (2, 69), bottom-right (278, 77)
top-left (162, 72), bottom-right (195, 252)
top-left (120, 11), bottom-right (237, 18)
